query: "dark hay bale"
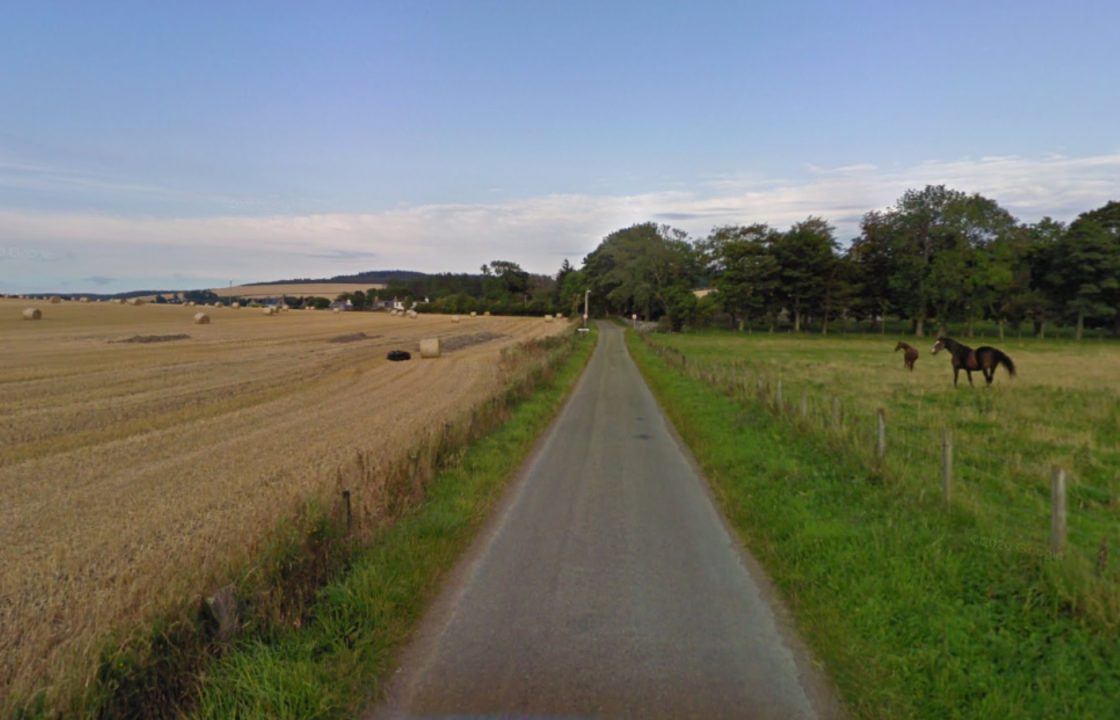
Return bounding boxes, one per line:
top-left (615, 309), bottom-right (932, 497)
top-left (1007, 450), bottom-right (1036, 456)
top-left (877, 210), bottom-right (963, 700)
top-left (387, 350), bottom-right (412, 362)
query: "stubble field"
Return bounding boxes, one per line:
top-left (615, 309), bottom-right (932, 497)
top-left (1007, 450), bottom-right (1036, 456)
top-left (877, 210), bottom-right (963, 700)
top-left (0, 298), bottom-right (565, 706)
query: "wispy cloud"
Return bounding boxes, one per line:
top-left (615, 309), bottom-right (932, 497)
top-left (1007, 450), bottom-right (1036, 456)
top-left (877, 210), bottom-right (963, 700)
top-left (1, 153), bottom-right (1117, 293)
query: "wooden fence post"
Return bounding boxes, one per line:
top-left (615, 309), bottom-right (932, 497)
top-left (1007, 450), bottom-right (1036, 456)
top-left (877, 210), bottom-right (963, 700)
top-left (1051, 467), bottom-right (1067, 555)
top-left (775, 378), bottom-right (783, 410)
top-left (799, 390), bottom-right (808, 419)
top-left (876, 408), bottom-right (887, 460)
top-left (941, 429), bottom-right (952, 505)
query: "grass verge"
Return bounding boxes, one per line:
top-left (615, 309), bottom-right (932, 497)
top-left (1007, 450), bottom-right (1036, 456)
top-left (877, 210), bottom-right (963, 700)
top-left (626, 331), bottom-right (1119, 720)
top-left (190, 329), bottom-right (596, 719)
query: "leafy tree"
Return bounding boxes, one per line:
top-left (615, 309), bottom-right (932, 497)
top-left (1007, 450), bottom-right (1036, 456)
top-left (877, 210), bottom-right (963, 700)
top-left (663, 285), bottom-right (699, 331)
top-left (1050, 210), bottom-right (1120, 340)
top-left (554, 261), bottom-right (586, 316)
top-left (582, 223), bottom-right (697, 320)
top-left (702, 224), bottom-right (780, 330)
top-left (484, 260), bottom-right (531, 300)
top-left (867, 185), bottom-right (1016, 336)
top-left (848, 212), bottom-right (895, 331)
top-left (771, 217), bottom-right (838, 332)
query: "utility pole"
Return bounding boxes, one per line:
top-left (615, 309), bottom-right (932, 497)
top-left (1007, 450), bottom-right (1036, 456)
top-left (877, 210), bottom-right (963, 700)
top-left (583, 289), bottom-right (590, 329)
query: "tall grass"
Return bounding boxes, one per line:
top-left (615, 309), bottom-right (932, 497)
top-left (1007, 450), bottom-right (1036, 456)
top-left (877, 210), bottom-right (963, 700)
top-left (628, 329), bottom-right (1119, 718)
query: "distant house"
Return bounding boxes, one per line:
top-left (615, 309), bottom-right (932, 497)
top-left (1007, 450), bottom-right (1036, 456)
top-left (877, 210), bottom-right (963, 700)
top-left (329, 299), bottom-right (354, 311)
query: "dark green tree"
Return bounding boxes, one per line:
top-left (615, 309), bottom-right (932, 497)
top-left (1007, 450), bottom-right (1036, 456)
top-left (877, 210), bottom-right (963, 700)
top-left (771, 216), bottom-right (838, 332)
top-left (702, 224), bottom-right (780, 331)
top-left (1050, 208), bottom-right (1120, 340)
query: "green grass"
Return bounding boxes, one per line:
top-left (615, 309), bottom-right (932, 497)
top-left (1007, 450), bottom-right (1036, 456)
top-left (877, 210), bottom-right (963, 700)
top-left (643, 331), bottom-right (1120, 618)
top-left (191, 330), bottom-right (596, 719)
top-left (626, 330), bottom-right (1119, 719)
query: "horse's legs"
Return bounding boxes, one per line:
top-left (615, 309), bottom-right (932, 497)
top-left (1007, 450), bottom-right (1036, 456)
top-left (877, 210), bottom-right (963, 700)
top-left (984, 368), bottom-right (994, 386)
top-left (966, 370), bottom-right (974, 386)
top-left (953, 367), bottom-right (959, 387)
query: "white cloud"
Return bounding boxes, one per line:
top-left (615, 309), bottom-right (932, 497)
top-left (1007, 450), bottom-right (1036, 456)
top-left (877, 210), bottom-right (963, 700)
top-left (1, 152), bottom-right (1117, 293)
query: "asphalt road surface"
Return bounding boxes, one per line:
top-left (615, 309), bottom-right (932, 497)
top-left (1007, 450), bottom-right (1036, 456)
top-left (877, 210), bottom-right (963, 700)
top-left (372, 322), bottom-right (842, 719)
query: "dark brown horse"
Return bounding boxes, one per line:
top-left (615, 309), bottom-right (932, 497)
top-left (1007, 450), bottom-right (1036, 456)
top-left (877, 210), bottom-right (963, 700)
top-left (894, 341), bottom-right (919, 371)
top-left (931, 336), bottom-right (1016, 387)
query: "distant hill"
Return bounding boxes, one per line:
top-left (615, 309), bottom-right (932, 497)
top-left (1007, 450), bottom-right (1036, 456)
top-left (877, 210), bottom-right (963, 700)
top-left (245, 270), bottom-right (427, 286)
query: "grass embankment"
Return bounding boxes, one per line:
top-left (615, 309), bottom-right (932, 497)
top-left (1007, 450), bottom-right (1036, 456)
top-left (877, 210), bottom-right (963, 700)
top-left (627, 331), bottom-right (1119, 719)
top-left (190, 329), bottom-right (596, 718)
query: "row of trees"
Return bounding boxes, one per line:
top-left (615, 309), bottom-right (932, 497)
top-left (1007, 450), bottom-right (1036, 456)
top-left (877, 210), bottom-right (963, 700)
top-left (555, 187), bottom-right (1119, 339)
top-left (331, 261), bottom-right (561, 316)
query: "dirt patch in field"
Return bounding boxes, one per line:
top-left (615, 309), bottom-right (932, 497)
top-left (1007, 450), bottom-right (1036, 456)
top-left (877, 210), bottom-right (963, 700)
top-left (110, 334), bottom-right (191, 344)
top-left (328, 332), bottom-right (381, 344)
top-left (440, 332), bottom-right (506, 353)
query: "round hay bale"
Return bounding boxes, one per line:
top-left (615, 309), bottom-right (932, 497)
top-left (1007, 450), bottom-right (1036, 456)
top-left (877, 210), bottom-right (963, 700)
top-left (419, 338), bottom-right (441, 358)
top-left (193, 312), bottom-right (211, 325)
top-left (127, 298), bottom-right (144, 306)
top-left (333, 307), bottom-right (341, 313)
top-left (263, 307), bottom-right (277, 316)
top-left (79, 297), bottom-right (90, 303)
top-left (407, 310), bottom-right (418, 319)
top-left (469, 311), bottom-right (477, 317)
top-left (231, 302), bottom-right (240, 310)
top-left (544, 314), bottom-right (554, 323)
top-left (49, 296), bottom-right (62, 304)
top-left (22, 307), bottom-right (42, 321)
top-left (451, 315), bottom-right (461, 323)
top-left (483, 311), bottom-right (491, 316)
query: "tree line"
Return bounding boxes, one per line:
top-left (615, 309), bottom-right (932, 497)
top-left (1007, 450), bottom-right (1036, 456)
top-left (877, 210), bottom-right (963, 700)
top-left (556, 186), bottom-right (1119, 339)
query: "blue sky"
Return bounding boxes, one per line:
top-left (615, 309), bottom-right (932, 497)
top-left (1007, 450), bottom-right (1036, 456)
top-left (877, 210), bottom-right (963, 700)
top-left (2, 0), bottom-right (1118, 292)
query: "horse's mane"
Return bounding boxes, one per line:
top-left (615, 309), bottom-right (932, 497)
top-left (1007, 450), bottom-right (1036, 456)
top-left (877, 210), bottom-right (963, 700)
top-left (938, 336), bottom-right (968, 352)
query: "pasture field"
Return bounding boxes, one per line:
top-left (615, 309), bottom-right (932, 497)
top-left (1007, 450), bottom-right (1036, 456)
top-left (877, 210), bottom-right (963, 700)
top-left (631, 329), bottom-right (1119, 717)
top-left (209, 282), bottom-right (386, 299)
top-left (642, 331), bottom-right (1120, 577)
top-left (0, 298), bottom-right (565, 710)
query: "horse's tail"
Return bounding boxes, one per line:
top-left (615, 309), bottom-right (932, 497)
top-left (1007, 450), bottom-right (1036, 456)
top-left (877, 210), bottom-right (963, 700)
top-left (992, 349), bottom-right (1016, 377)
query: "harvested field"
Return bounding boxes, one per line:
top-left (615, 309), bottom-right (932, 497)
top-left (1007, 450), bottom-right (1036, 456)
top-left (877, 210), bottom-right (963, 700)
top-left (0, 298), bottom-right (567, 708)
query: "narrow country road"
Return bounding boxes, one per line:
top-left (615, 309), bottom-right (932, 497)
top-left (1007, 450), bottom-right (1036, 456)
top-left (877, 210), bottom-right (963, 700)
top-left (372, 322), bottom-right (842, 719)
